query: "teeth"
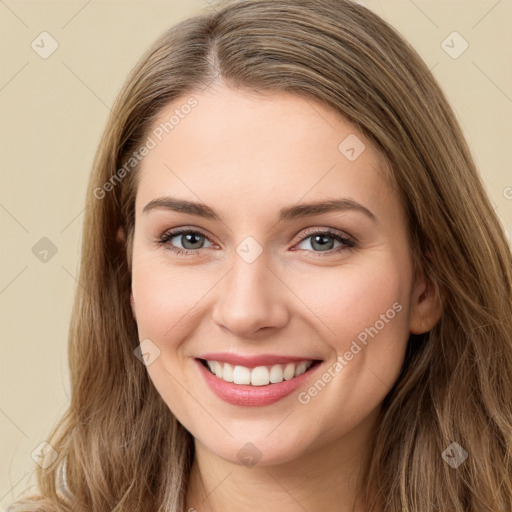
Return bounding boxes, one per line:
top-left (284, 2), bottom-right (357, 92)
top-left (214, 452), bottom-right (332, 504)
top-left (269, 364), bottom-right (284, 383)
top-left (250, 366), bottom-right (269, 386)
top-left (233, 365), bottom-right (251, 385)
top-left (213, 361), bottom-right (223, 379)
top-left (204, 359), bottom-right (315, 386)
top-left (222, 362), bottom-right (234, 382)
top-left (295, 361), bottom-right (308, 377)
top-left (283, 363), bottom-right (296, 380)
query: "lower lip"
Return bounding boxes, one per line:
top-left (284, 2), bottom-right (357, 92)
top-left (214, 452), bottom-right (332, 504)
top-left (194, 358), bottom-right (323, 407)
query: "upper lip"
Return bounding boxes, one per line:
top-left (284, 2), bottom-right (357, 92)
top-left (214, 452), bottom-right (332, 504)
top-left (196, 352), bottom-right (322, 368)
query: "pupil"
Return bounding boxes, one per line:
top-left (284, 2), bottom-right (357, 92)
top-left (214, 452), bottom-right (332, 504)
top-left (180, 233), bottom-right (335, 251)
top-left (183, 233), bottom-right (203, 249)
top-left (312, 234), bottom-right (334, 251)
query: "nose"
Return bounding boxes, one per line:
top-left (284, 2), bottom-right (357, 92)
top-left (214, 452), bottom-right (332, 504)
top-left (211, 250), bottom-right (290, 338)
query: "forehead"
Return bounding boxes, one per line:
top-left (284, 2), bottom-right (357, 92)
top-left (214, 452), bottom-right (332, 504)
top-left (135, 84), bottom-right (395, 219)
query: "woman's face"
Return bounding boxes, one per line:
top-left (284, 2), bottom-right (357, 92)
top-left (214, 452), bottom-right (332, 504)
top-left (129, 83), bottom-right (437, 466)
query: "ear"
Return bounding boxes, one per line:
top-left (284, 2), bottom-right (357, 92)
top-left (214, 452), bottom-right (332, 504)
top-left (116, 226), bottom-right (125, 244)
top-left (409, 260), bottom-right (442, 335)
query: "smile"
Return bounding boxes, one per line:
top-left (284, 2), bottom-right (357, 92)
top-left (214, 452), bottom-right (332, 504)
top-left (200, 358), bottom-right (320, 386)
top-left (194, 355), bottom-right (324, 407)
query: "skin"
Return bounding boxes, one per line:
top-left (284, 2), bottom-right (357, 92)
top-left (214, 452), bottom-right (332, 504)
top-left (128, 81), bottom-right (442, 512)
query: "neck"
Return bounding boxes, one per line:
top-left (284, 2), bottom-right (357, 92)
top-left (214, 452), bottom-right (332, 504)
top-left (184, 408), bottom-right (382, 512)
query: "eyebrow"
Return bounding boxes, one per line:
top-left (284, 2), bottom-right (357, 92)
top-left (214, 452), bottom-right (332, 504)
top-left (142, 197), bottom-right (377, 223)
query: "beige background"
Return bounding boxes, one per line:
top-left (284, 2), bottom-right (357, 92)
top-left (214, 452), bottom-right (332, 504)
top-left (1, 0), bottom-right (511, 508)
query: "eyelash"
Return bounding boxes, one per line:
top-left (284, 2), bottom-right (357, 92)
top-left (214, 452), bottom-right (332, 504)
top-left (156, 227), bottom-right (356, 257)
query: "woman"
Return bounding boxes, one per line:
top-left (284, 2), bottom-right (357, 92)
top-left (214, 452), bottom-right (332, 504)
top-left (8, 0), bottom-right (512, 510)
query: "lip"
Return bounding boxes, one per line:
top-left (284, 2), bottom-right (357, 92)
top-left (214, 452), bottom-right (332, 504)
top-left (194, 358), bottom-right (323, 407)
top-left (196, 352), bottom-right (321, 368)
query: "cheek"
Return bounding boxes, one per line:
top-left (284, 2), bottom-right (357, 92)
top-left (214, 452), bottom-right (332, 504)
top-left (131, 252), bottom-right (218, 341)
top-left (130, 257), bottom-right (213, 416)
top-left (290, 254), bottom-right (412, 404)
top-left (289, 256), bottom-right (409, 343)
top-left (288, 257), bottom-right (411, 436)
top-left (132, 246), bottom-right (412, 349)
top-left (130, 243), bottom-right (413, 449)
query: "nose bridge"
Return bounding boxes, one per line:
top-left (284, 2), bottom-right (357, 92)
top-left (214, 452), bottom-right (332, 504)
top-left (211, 243), bottom-right (289, 336)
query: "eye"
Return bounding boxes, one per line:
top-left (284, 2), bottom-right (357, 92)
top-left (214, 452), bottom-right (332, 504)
top-left (156, 227), bottom-right (355, 257)
top-left (294, 229), bottom-right (355, 254)
top-left (157, 228), bottom-right (214, 255)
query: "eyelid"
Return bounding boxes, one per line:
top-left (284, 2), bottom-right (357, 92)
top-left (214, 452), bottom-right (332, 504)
top-left (157, 226), bottom-right (216, 249)
top-left (292, 226), bottom-right (355, 245)
top-left (157, 226), bottom-right (356, 255)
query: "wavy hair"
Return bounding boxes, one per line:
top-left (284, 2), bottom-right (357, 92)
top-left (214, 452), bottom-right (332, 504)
top-left (7, 0), bottom-right (512, 510)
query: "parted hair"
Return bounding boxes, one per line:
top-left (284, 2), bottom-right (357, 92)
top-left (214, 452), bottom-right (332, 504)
top-left (8, 1), bottom-right (512, 511)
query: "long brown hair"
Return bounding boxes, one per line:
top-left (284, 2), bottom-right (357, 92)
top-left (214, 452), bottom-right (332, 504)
top-left (8, 0), bottom-right (512, 510)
